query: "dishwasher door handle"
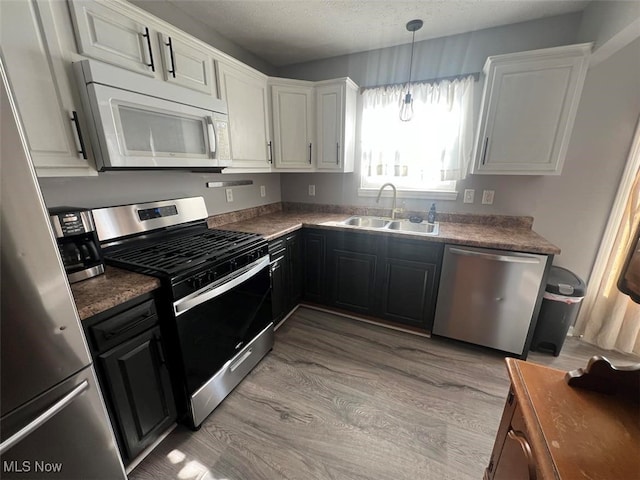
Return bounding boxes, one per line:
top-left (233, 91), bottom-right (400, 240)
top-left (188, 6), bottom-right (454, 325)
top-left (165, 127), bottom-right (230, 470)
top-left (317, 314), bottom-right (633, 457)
top-left (448, 247), bottom-right (541, 264)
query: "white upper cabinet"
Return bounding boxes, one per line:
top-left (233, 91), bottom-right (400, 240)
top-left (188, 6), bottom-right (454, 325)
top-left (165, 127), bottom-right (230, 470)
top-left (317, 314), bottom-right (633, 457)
top-left (218, 61), bottom-right (272, 170)
top-left (69, 0), bottom-right (217, 96)
top-left (270, 80), bottom-right (315, 170)
top-left (157, 32), bottom-right (215, 95)
top-left (68, 0), bottom-right (156, 77)
top-left (316, 79), bottom-right (357, 172)
top-left (1, 0), bottom-right (96, 176)
top-left (268, 77), bottom-right (358, 173)
top-left (471, 44), bottom-right (591, 175)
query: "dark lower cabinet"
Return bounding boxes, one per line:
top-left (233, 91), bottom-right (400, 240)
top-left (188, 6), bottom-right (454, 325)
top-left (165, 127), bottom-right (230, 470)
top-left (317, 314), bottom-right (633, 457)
top-left (98, 326), bottom-right (176, 461)
top-left (380, 258), bottom-right (438, 329)
top-left (84, 294), bottom-right (176, 465)
top-left (286, 233), bottom-right (302, 309)
top-left (302, 230), bottom-right (327, 303)
top-left (300, 229), bottom-right (443, 332)
top-left (269, 232), bottom-right (303, 323)
top-left (327, 231), bottom-right (379, 315)
top-left (269, 247), bottom-right (287, 323)
top-left (380, 238), bottom-right (443, 330)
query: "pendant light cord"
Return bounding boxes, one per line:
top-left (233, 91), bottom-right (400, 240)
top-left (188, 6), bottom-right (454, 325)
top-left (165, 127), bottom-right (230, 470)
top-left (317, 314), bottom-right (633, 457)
top-left (407, 29), bottom-right (416, 93)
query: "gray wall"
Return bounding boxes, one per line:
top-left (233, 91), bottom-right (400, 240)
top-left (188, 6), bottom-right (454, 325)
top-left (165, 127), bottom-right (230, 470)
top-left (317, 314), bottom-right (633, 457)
top-left (277, 13), bottom-right (582, 85)
top-left (578, 0), bottom-right (640, 58)
top-left (279, 15), bottom-right (640, 282)
top-left (39, 172), bottom-right (281, 215)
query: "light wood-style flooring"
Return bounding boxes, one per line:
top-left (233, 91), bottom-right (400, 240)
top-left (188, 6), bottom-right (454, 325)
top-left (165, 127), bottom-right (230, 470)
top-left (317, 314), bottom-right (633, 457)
top-left (129, 307), bottom-right (638, 480)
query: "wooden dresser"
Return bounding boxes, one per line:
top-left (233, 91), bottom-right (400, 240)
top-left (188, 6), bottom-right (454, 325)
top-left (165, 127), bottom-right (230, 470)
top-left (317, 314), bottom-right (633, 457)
top-left (485, 358), bottom-right (640, 480)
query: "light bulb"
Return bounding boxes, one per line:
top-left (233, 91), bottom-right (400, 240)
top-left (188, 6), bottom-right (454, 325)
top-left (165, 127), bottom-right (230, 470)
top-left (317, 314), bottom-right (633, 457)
top-left (399, 92), bottom-right (413, 122)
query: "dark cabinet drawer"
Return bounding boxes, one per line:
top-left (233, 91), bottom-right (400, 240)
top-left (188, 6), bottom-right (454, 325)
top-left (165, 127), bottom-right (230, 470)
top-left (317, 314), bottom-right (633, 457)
top-left (88, 298), bottom-right (158, 353)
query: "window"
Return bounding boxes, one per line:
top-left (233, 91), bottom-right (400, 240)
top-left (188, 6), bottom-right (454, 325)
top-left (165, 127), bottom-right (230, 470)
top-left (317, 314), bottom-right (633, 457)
top-left (359, 76), bottom-right (475, 198)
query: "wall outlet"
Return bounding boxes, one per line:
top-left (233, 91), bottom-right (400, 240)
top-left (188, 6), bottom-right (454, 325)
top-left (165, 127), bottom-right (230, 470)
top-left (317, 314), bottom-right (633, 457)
top-left (225, 188), bottom-right (233, 203)
top-left (463, 189), bottom-right (475, 204)
top-left (308, 184), bottom-right (315, 196)
top-left (482, 190), bottom-right (495, 205)
top-left (260, 185), bottom-right (266, 198)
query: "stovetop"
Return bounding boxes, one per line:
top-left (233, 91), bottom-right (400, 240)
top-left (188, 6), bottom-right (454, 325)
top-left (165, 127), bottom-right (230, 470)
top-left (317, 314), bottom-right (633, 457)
top-left (104, 228), bottom-right (265, 278)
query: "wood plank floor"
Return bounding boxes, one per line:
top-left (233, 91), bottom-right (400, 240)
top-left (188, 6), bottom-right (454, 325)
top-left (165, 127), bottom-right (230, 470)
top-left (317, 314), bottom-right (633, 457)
top-left (129, 307), bottom-right (639, 480)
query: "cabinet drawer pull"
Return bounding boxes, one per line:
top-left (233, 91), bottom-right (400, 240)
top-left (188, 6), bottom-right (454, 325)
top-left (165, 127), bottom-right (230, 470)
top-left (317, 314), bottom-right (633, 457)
top-left (308, 143), bottom-right (312, 164)
top-left (103, 313), bottom-right (156, 339)
top-left (142, 27), bottom-right (155, 72)
top-left (165, 36), bottom-right (176, 78)
top-left (70, 111), bottom-right (87, 160)
top-left (336, 142), bottom-right (340, 164)
top-left (507, 429), bottom-right (537, 480)
top-left (267, 141), bottom-right (273, 163)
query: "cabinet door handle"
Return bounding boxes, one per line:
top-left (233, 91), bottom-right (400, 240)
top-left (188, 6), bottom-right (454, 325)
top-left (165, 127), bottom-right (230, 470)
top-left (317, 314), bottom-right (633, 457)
top-left (506, 429), bottom-right (537, 480)
top-left (267, 141), bottom-right (273, 164)
top-left (70, 111), bottom-right (87, 159)
top-left (309, 143), bottom-right (312, 164)
top-left (142, 27), bottom-right (155, 72)
top-left (336, 142), bottom-right (340, 164)
top-left (165, 36), bottom-right (176, 78)
top-left (481, 137), bottom-right (489, 165)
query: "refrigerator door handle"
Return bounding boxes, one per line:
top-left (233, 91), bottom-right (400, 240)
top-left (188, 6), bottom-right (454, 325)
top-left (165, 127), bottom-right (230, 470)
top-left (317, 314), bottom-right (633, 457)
top-left (0, 380), bottom-right (89, 454)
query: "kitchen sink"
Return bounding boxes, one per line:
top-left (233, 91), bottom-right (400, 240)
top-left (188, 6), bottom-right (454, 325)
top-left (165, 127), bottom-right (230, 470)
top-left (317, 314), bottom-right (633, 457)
top-left (340, 216), bottom-right (439, 236)
top-left (341, 216), bottom-right (390, 228)
top-left (387, 220), bottom-right (439, 235)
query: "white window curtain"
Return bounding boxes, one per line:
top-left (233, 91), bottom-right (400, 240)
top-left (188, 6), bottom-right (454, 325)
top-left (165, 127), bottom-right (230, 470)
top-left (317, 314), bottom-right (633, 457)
top-left (575, 166), bottom-right (640, 355)
top-left (360, 75), bottom-right (475, 191)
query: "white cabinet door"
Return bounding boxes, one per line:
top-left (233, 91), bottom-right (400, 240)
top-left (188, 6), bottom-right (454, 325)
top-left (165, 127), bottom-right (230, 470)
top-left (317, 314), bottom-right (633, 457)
top-left (1, 0), bottom-right (96, 176)
top-left (158, 32), bottom-right (215, 95)
top-left (316, 79), bottom-right (357, 172)
top-left (68, 0), bottom-right (156, 77)
top-left (218, 62), bottom-right (271, 170)
top-left (271, 83), bottom-right (314, 170)
top-left (472, 44), bottom-right (591, 175)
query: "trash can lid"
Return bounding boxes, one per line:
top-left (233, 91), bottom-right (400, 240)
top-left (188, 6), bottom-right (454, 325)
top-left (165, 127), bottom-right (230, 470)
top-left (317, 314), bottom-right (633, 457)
top-left (546, 266), bottom-right (586, 297)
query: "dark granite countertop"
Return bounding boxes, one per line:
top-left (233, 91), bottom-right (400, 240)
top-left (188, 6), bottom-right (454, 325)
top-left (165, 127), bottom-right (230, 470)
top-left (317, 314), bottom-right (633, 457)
top-left (213, 211), bottom-right (561, 255)
top-left (71, 206), bottom-right (559, 319)
top-left (71, 266), bottom-right (161, 320)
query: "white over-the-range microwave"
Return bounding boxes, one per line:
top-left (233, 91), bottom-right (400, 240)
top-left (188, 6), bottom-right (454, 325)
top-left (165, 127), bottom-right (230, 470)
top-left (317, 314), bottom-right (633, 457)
top-left (74, 59), bottom-right (231, 171)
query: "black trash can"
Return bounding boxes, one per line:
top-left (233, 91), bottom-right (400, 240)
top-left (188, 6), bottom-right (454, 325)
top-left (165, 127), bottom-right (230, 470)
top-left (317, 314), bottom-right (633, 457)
top-left (531, 266), bottom-right (586, 356)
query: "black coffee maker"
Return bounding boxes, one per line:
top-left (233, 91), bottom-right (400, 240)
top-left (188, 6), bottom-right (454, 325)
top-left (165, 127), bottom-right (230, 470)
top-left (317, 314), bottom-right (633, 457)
top-left (48, 207), bottom-right (105, 283)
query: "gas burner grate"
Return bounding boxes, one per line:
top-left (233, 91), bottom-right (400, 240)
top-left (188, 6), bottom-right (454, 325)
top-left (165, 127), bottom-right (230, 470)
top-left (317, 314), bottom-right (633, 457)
top-left (105, 229), bottom-right (263, 276)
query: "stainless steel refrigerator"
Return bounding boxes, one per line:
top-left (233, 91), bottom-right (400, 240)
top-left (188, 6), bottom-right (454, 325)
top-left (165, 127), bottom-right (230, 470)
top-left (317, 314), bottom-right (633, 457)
top-left (0, 57), bottom-right (126, 479)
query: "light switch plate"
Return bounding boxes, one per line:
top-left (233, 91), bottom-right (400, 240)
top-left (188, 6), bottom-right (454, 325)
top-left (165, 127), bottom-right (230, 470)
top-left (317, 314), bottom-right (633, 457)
top-left (482, 190), bottom-right (495, 205)
top-left (463, 189), bottom-right (475, 204)
top-left (308, 184), bottom-right (316, 196)
top-left (225, 188), bottom-right (233, 202)
top-left (260, 185), bottom-right (266, 198)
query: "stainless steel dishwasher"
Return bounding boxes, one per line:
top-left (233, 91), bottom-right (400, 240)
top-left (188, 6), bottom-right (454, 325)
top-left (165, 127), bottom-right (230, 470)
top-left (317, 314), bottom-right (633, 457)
top-left (433, 245), bottom-right (548, 356)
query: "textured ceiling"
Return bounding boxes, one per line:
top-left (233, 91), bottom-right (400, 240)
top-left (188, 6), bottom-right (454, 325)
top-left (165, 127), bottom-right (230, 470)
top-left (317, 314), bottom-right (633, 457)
top-left (161, 0), bottom-right (590, 66)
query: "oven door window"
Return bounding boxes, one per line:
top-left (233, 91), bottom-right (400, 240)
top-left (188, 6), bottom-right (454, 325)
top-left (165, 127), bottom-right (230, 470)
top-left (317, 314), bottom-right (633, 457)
top-left (175, 266), bottom-right (271, 394)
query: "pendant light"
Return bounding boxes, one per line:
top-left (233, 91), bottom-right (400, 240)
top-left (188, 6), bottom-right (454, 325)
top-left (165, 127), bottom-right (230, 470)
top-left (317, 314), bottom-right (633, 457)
top-left (399, 19), bottom-right (423, 122)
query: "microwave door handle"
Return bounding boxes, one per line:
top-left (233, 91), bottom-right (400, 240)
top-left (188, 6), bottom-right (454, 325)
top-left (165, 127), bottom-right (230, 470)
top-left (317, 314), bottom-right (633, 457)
top-left (207, 117), bottom-right (216, 159)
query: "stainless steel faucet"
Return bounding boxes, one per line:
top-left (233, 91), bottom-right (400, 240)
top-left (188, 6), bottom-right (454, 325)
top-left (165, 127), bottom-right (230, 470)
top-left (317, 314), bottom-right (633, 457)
top-left (376, 183), bottom-right (400, 219)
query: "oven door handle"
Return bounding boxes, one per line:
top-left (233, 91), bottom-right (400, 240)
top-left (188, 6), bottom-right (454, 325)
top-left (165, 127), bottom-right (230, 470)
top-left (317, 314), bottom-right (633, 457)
top-left (174, 256), bottom-right (269, 316)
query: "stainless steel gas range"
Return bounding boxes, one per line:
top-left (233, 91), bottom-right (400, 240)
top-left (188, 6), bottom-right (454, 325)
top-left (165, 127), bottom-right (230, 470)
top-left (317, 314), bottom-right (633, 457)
top-left (92, 197), bottom-right (273, 429)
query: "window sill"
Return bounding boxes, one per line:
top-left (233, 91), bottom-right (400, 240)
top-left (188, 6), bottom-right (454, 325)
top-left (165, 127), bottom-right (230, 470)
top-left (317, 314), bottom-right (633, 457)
top-left (358, 188), bottom-right (458, 201)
